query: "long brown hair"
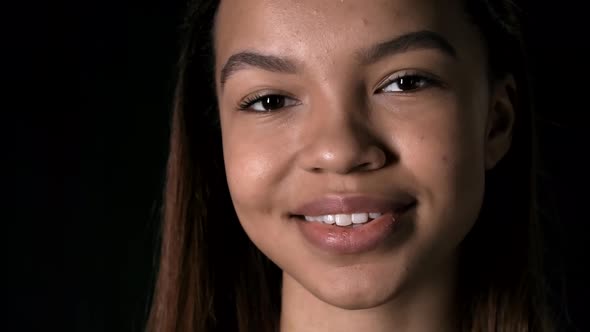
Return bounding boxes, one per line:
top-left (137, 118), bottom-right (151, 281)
top-left (147, 1), bottom-right (554, 331)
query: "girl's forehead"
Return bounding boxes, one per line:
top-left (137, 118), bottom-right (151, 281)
top-left (214, 0), bottom-right (477, 67)
top-left (215, 0), bottom-right (443, 43)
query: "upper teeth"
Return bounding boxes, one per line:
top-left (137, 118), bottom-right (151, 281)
top-left (304, 212), bottom-right (383, 226)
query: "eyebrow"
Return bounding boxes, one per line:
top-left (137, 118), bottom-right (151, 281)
top-left (219, 52), bottom-right (298, 88)
top-left (358, 30), bottom-right (457, 65)
top-left (219, 30), bottom-right (457, 89)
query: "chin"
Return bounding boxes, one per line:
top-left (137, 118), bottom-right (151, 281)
top-left (303, 265), bottom-right (405, 310)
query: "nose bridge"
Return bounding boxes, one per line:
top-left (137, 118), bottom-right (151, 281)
top-left (297, 87), bottom-right (386, 174)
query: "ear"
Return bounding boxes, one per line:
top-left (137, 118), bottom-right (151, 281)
top-left (485, 75), bottom-right (516, 170)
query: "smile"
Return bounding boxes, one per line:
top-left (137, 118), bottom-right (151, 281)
top-left (291, 194), bottom-right (416, 254)
top-left (302, 212), bottom-right (384, 226)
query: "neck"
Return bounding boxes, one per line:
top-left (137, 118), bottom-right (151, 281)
top-left (279, 258), bottom-right (458, 332)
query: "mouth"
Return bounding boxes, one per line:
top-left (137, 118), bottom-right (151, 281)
top-left (291, 202), bottom-right (416, 228)
top-left (290, 194), bottom-right (417, 254)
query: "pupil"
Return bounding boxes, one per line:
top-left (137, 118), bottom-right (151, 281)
top-left (399, 76), bottom-right (418, 90)
top-left (262, 95), bottom-right (285, 110)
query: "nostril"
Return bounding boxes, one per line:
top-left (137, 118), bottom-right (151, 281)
top-left (310, 167), bottom-right (323, 173)
top-left (298, 134), bottom-right (389, 174)
top-left (354, 162), bottom-right (373, 172)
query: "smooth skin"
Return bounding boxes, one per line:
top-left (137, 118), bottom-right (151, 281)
top-left (214, 0), bottom-right (515, 331)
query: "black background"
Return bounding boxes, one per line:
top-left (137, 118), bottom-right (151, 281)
top-left (8, 0), bottom-right (589, 331)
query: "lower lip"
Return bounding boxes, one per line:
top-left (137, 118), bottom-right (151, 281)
top-left (296, 210), bottom-right (410, 255)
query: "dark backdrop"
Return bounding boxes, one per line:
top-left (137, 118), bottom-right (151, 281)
top-left (9, 0), bottom-right (589, 331)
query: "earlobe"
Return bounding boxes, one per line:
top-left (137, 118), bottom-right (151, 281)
top-left (485, 75), bottom-right (516, 170)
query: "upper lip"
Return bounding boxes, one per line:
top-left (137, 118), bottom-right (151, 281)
top-left (291, 194), bottom-right (416, 216)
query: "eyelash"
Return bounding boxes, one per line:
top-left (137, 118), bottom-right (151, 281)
top-left (238, 93), bottom-right (276, 110)
top-left (237, 72), bottom-right (441, 112)
top-left (375, 71), bottom-right (441, 93)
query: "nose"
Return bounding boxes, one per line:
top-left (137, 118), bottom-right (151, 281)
top-left (297, 101), bottom-right (388, 175)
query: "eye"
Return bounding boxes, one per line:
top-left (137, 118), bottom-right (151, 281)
top-left (378, 73), bottom-right (437, 93)
top-left (238, 94), bottom-right (299, 112)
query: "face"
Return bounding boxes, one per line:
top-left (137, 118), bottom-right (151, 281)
top-left (215, 0), bottom-right (512, 309)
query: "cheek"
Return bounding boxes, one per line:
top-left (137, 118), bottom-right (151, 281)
top-left (419, 128), bottom-right (485, 215)
top-left (411, 117), bottom-right (485, 194)
top-left (400, 105), bottom-right (487, 253)
top-left (221, 122), bottom-right (301, 260)
top-left (221, 120), bottom-right (291, 223)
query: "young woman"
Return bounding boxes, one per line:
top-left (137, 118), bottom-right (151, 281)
top-left (148, 0), bottom-right (554, 331)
